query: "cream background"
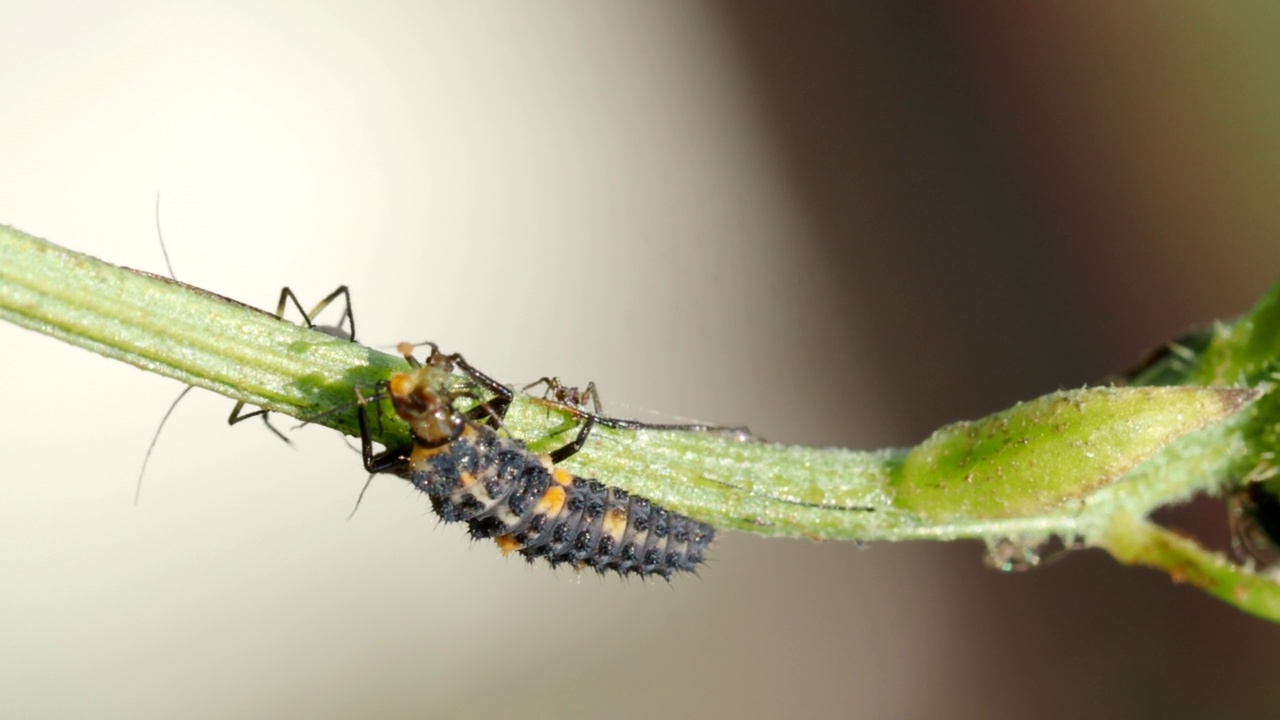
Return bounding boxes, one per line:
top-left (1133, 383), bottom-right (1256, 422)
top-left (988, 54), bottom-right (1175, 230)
top-left (0, 4), bottom-right (926, 718)
top-left (4, 3), bottom-right (1280, 718)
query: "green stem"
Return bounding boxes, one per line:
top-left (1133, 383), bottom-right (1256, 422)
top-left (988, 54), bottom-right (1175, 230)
top-left (1100, 514), bottom-right (1280, 621)
top-left (0, 224), bottom-right (408, 443)
top-left (6, 222), bottom-right (1280, 621)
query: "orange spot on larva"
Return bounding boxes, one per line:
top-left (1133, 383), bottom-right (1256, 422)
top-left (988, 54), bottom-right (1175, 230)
top-left (458, 471), bottom-right (476, 488)
top-left (494, 535), bottom-right (522, 555)
top-left (552, 468), bottom-right (573, 487)
top-left (534, 485), bottom-right (567, 516)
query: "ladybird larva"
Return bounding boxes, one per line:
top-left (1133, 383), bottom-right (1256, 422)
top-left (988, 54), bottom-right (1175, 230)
top-left (358, 343), bottom-right (714, 580)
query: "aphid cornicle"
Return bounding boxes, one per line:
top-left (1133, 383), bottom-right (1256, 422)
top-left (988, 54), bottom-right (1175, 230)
top-left (358, 344), bottom-right (715, 580)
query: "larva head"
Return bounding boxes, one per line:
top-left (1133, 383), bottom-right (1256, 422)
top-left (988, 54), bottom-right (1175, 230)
top-left (386, 365), bottom-right (463, 447)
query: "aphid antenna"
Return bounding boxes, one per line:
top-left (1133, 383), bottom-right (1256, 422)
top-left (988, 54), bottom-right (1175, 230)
top-left (135, 385), bottom-right (193, 505)
top-left (154, 192), bottom-right (177, 280)
top-left (135, 194), bottom-right (186, 503)
top-left (393, 341), bottom-right (511, 397)
top-left (394, 339), bottom-right (438, 366)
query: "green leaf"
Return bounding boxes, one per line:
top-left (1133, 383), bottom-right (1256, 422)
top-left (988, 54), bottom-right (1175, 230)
top-left (893, 386), bottom-right (1257, 523)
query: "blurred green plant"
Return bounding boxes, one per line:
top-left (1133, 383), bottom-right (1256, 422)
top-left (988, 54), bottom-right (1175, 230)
top-left (3, 223), bottom-right (1279, 620)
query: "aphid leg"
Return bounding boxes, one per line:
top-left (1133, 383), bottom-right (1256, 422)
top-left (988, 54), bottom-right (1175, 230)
top-left (463, 395), bottom-right (511, 430)
top-left (274, 285), bottom-right (355, 340)
top-left (355, 386), bottom-right (409, 474)
top-left (282, 285), bottom-right (356, 341)
top-left (355, 389), bottom-right (377, 472)
top-left (347, 386), bottom-right (397, 520)
top-left (549, 413), bottom-right (597, 464)
top-left (576, 381), bottom-right (602, 414)
top-left (313, 285), bottom-right (356, 341)
top-left (276, 287), bottom-right (313, 326)
top-left (227, 401), bottom-right (293, 445)
top-left (457, 358), bottom-right (513, 428)
top-left (521, 376), bottom-right (559, 397)
top-left (449, 354), bottom-right (510, 400)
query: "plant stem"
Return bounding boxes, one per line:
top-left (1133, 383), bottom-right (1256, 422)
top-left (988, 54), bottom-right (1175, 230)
top-left (5, 222), bottom-right (1280, 621)
top-left (0, 223), bottom-right (407, 443)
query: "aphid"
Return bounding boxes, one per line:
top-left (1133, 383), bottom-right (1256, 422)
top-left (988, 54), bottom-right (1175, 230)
top-left (523, 375), bottom-right (755, 438)
top-left (523, 376), bottom-right (603, 413)
top-left (358, 344), bottom-right (715, 579)
top-left (225, 285), bottom-right (355, 442)
top-left (135, 196), bottom-right (359, 497)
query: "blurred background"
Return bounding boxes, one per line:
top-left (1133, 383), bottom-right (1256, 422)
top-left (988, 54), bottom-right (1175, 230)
top-left (2, 2), bottom-right (1279, 718)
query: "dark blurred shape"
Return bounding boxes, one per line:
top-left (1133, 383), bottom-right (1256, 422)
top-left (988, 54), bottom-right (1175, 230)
top-left (716, 3), bottom-right (1095, 441)
top-left (711, 3), bottom-right (1280, 717)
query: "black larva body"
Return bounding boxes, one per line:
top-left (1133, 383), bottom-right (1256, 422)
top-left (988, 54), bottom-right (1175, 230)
top-left (404, 422), bottom-right (713, 579)
top-left (359, 345), bottom-right (714, 580)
